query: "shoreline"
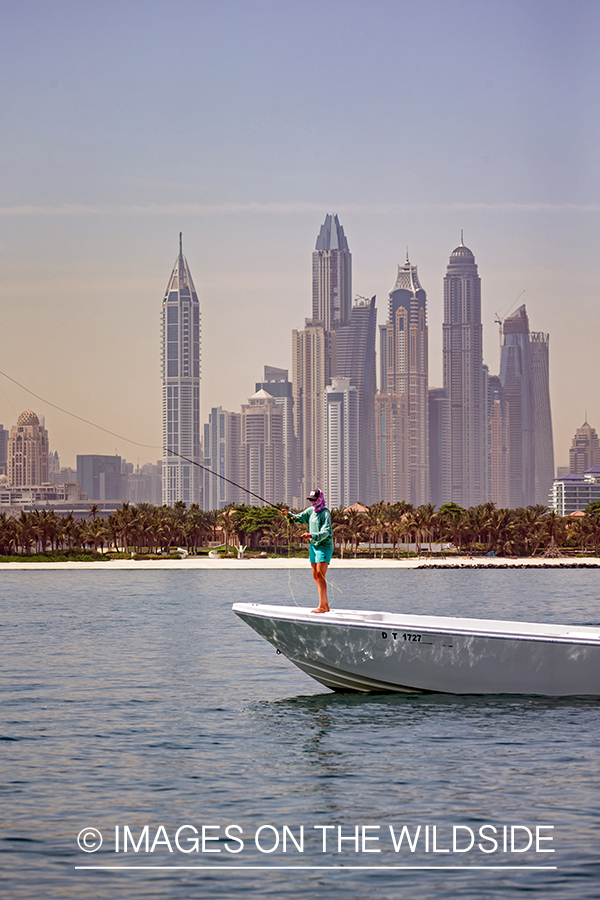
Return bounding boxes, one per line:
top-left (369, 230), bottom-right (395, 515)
top-left (0, 556), bottom-right (598, 570)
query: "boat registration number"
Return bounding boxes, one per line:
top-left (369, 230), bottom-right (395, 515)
top-left (381, 631), bottom-right (422, 642)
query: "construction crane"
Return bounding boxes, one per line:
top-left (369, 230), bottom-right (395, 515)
top-left (494, 290), bottom-right (525, 358)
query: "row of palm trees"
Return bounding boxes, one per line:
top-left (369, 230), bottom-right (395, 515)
top-left (329, 501), bottom-right (600, 558)
top-left (0, 500), bottom-right (599, 558)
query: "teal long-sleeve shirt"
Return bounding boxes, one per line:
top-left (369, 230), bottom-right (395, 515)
top-left (288, 507), bottom-right (334, 550)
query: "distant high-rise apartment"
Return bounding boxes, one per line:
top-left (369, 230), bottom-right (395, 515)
top-left (0, 424), bottom-right (9, 476)
top-left (292, 321), bottom-right (330, 501)
top-left (7, 410), bottom-right (49, 487)
top-left (375, 392), bottom-right (409, 504)
top-left (127, 462), bottom-right (162, 505)
top-left (530, 332), bottom-right (555, 505)
top-left (488, 376), bottom-right (510, 508)
top-left (240, 390), bottom-right (284, 507)
top-left (77, 454), bottom-right (125, 502)
top-left (379, 256), bottom-right (429, 505)
top-left (255, 367), bottom-right (295, 506)
top-left (324, 377), bottom-right (359, 509)
top-left (332, 296), bottom-right (377, 504)
top-left (569, 420), bottom-right (600, 475)
top-left (500, 305), bottom-right (535, 507)
top-left (161, 234), bottom-right (201, 506)
top-left (203, 407), bottom-right (242, 510)
top-left (313, 214), bottom-right (351, 330)
top-left (443, 239), bottom-right (487, 507)
top-left (428, 388), bottom-right (451, 509)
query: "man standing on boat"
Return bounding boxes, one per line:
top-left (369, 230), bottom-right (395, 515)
top-left (282, 489), bottom-right (333, 613)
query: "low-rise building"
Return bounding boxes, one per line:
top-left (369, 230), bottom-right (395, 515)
top-left (549, 468), bottom-right (600, 516)
top-left (0, 481), bottom-right (83, 508)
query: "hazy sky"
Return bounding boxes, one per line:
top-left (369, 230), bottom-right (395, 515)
top-left (1, 0), bottom-right (598, 470)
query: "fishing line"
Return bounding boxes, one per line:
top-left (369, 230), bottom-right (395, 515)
top-left (0, 368), bottom-right (278, 509)
top-left (286, 517), bottom-right (301, 608)
top-left (1, 368), bottom-right (336, 606)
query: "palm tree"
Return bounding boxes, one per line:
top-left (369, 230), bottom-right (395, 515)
top-left (541, 511), bottom-right (566, 557)
top-left (330, 508), bottom-right (349, 558)
top-left (437, 502), bottom-right (466, 554)
top-left (84, 517), bottom-right (109, 552)
top-left (263, 516), bottom-right (289, 555)
top-left (344, 508), bottom-right (365, 558)
top-left (0, 512), bottom-right (16, 556)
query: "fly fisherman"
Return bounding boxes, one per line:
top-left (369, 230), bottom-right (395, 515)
top-left (282, 489), bottom-right (333, 613)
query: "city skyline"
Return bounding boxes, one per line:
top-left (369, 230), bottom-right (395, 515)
top-left (0, 221), bottom-right (596, 489)
top-left (1, 1), bottom-right (598, 472)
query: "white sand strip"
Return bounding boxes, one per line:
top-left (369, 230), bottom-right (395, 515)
top-left (0, 556), bottom-right (598, 571)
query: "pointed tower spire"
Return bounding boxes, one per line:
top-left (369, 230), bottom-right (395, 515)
top-left (161, 236), bottom-right (201, 506)
top-left (312, 214), bottom-right (352, 328)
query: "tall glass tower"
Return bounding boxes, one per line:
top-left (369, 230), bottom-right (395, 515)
top-left (443, 239), bottom-right (487, 507)
top-left (332, 296), bottom-right (377, 504)
top-left (500, 305), bottom-right (534, 507)
top-left (312, 214), bottom-right (351, 330)
top-left (530, 332), bottom-right (555, 505)
top-left (161, 234), bottom-right (201, 506)
top-left (379, 256), bottom-right (429, 505)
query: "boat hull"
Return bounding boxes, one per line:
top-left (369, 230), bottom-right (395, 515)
top-left (232, 604), bottom-right (600, 696)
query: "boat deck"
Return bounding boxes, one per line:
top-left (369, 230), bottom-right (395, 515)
top-left (232, 603), bottom-right (600, 645)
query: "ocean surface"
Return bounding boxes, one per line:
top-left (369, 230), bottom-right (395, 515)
top-left (1, 566), bottom-right (600, 900)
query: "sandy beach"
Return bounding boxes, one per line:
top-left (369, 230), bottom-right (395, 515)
top-left (0, 556), bottom-right (598, 570)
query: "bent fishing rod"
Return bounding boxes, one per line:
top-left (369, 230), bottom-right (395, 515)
top-left (164, 447), bottom-right (281, 510)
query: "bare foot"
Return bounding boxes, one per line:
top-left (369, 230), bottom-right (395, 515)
top-left (311, 607), bottom-right (330, 614)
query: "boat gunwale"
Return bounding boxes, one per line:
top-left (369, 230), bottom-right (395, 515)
top-left (232, 602), bottom-right (600, 646)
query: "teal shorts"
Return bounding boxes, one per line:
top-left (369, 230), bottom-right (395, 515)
top-left (309, 544), bottom-right (333, 564)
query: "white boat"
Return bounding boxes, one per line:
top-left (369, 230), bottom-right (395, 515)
top-left (232, 603), bottom-right (600, 696)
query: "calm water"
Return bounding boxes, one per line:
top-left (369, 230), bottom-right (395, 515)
top-left (1, 567), bottom-right (600, 900)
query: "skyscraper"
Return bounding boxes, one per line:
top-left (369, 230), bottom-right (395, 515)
top-left (428, 387), bottom-right (451, 508)
top-left (500, 305), bottom-right (535, 507)
top-left (240, 390), bottom-right (284, 506)
top-left (331, 296), bottom-right (377, 503)
top-left (324, 377), bottom-right (359, 509)
top-left (442, 239), bottom-right (487, 507)
top-left (76, 455), bottom-right (125, 502)
top-left (375, 391), bottom-right (409, 504)
top-left (255, 367), bottom-right (295, 506)
top-left (569, 420), bottom-right (600, 475)
top-left (292, 321), bottom-right (329, 500)
top-left (313, 214), bottom-right (351, 330)
top-left (0, 424), bottom-right (8, 476)
top-left (379, 256), bottom-right (429, 505)
top-left (488, 376), bottom-right (510, 508)
top-left (203, 407), bottom-right (241, 510)
top-left (530, 332), bottom-right (555, 505)
top-left (7, 410), bottom-right (49, 487)
top-left (161, 234), bottom-right (201, 506)
top-left (293, 215), bottom-right (375, 504)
